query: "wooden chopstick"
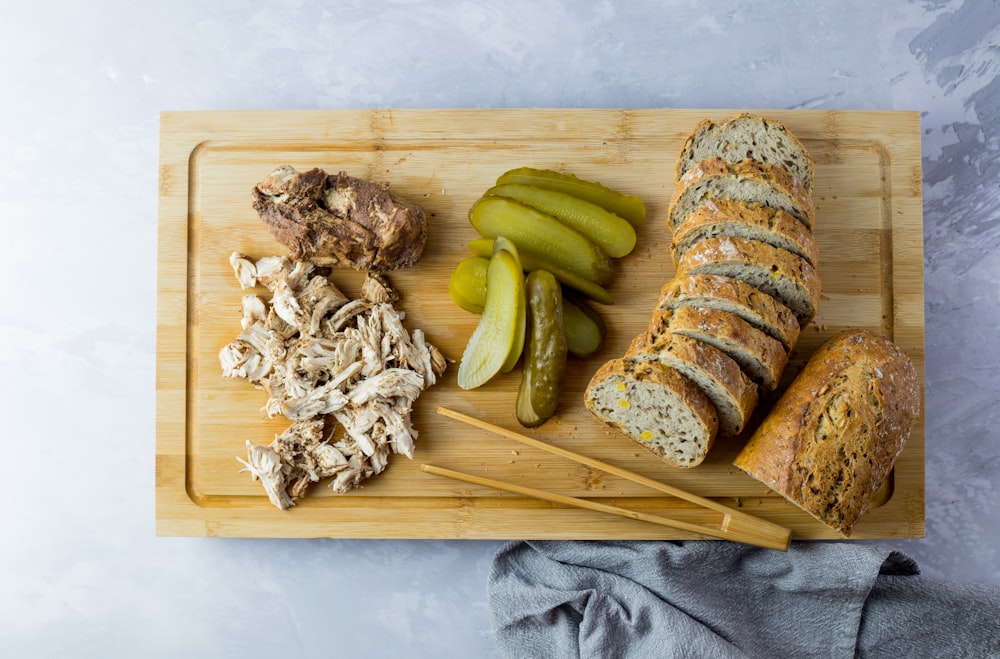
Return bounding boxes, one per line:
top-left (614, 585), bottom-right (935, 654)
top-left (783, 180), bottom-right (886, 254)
top-left (429, 406), bottom-right (791, 551)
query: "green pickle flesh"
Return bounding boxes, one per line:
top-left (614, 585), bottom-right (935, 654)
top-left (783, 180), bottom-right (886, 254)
top-left (467, 238), bottom-right (613, 305)
top-left (456, 246), bottom-right (525, 390)
top-left (486, 183), bottom-right (637, 258)
top-left (469, 196), bottom-right (614, 285)
top-left (496, 167), bottom-right (646, 227)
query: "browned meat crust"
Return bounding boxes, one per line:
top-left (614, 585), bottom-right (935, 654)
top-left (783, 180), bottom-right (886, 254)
top-left (251, 165), bottom-right (427, 271)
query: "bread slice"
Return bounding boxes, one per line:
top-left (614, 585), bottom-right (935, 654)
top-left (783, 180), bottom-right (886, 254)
top-left (676, 113), bottom-right (815, 191)
top-left (626, 330), bottom-right (758, 437)
top-left (676, 236), bottom-right (821, 326)
top-left (656, 274), bottom-right (800, 352)
top-left (671, 199), bottom-right (818, 267)
top-left (585, 357), bottom-right (719, 468)
top-left (733, 330), bottom-right (920, 536)
top-left (668, 157), bottom-right (815, 230)
top-left (655, 306), bottom-right (788, 392)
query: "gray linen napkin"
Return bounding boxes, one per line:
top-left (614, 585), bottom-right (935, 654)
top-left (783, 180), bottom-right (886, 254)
top-left (489, 540), bottom-right (1000, 658)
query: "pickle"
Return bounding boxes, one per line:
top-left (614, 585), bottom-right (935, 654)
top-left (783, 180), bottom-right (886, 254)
top-left (562, 295), bottom-right (606, 358)
top-left (467, 237), bottom-right (614, 305)
top-left (448, 256), bottom-right (489, 313)
top-left (486, 184), bottom-right (637, 258)
top-left (496, 167), bottom-right (646, 227)
top-left (493, 237), bottom-right (526, 373)
top-left (456, 244), bottom-right (525, 390)
top-left (516, 270), bottom-right (568, 427)
top-left (469, 196), bottom-right (614, 285)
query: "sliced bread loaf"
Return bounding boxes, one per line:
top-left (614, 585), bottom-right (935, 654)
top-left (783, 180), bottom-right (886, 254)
top-left (733, 330), bottom-right (920, 536)
top-left (656, 274), bottom-right (801, 352)
top-left (676, 236), bottom-right (821, 326)
top-left (655, 306), bottom-right (788, 392)
top-left (676, 113), bottom-right (815, 191)
top-left (626, 330), bottom-right (758, 437)
top-left (668, 157), bottom-right (816, 230)
top-left (584, 357), bottom-right (719, 468)
top-left (671, 199), bottom-right (818, 266)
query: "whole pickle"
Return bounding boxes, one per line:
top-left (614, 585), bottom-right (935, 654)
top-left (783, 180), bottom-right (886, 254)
top-left (562, 294), bottom-right (606, 358)
top-left (516, 270), bottom-right (568, 427)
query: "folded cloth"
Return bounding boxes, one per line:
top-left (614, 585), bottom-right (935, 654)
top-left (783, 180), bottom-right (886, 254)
top-left (489, 541), bottom-right (1000, 659)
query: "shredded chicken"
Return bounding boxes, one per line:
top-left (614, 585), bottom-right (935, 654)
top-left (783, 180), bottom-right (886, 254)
top-left (221, 253), bottom-right (448, 509)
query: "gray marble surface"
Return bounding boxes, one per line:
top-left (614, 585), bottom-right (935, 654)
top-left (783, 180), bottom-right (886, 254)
top-left (2, 1), bottom-right (998, 656)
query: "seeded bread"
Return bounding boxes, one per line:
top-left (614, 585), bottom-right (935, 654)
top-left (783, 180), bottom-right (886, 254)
top-left (733, 330), bottom-right (920, 536)
top-left (585, 358), bottom-right (719, 468)
top-left (676, 113), bottom-right (815, 191)
top-left (672, 199), bottom-right (818, 266)
top-left (626, 330), bottom-right (758, 437)
top-left (656, 274), bottom-right (801, 352)
top-left (656, 306), bottom-right (788, 392)
top-left (676, 236), bottom-right (821, 326)
top-left (668, 157), bottom-right (816, 230)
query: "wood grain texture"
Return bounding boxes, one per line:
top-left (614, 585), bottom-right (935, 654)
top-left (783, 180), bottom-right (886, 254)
top-left (156, 108), bottom-right (924, 540)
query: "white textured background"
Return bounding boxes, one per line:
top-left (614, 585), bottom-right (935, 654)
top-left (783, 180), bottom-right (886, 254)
top-left (1, 1), bottom-right (998, 656)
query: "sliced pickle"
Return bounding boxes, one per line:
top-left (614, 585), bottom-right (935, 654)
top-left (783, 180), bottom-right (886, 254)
top-left (493, 237), bottom-right (526, 373)
top-left (562, 294), bottom-right (606, 358)
top-left (448, 256), bottom-right (489, 313)
top-left (468, 196), bottom-right (614, 285)
top-left (450, 255), bottom-right (606, 360)
top-left (495, 167), bottom-right (646, 227)
top-left (456, 245), bottom-right (525, 390)
top-left (467, 237), bottom-right (613, 305)
top-left (486, 183), bottom-right (637, 258)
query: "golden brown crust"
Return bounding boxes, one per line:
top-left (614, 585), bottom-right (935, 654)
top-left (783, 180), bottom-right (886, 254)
top-left (661, 306), bottom-right (788, 392)
top-left (676, 236), bottom-right (822, 326)
top-left (733, 330), bottom-right (920, 536)
top-left (672, 199), bottom-right (819, 266)
top-left (627, 329), bottom-right (758, 437)
top-left (669, 156), bottom-right (816, 230)
top-left (657, 274), bottom-right (801, 352)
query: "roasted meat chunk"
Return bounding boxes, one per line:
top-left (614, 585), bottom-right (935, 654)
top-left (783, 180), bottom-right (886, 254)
top-left (251, 165), bottom-right (427, 271)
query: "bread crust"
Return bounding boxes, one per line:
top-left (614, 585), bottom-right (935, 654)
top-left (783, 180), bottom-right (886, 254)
top-left (733, 330), bottom-right (920, 536)
top-left (676, 236), bottom-right (821, 326)
top-left (626, 330), bottom-right (758, 437)
top-left (668, 156), bottom-right (816, 230)
top-left (657, 274), bottom-right (801, 352)
top-left (672, 199), bottom-right (819, 266)
top-left (585, 357), bottom-right (719, 467)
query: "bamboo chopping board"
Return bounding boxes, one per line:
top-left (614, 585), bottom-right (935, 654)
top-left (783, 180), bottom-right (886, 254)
top-left (156, 109), bottom-right (925, 540)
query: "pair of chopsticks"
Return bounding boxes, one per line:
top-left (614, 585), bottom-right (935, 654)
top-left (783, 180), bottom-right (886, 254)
top-left (422, 407), bottom-right (791, 551)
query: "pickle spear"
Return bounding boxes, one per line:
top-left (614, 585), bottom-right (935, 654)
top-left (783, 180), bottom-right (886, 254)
top-left (469, 196), bottom-right (614, 285)
top-left (496, 167), bottom-right (646, 227)
top-left (493, 237), bottom-right (526, 373)
top-left (448, 256), bottom-right (489, 313)
top-left (486, 184), bottom-right (637, 258)
top-left (516, 270), bottom-right (568, 427)
top-left (467, 238), bottom-right (613, 305)
top-left (562, 294), bottom-right (606, 358)
top-left (456, 241), bottom-right (525, 390)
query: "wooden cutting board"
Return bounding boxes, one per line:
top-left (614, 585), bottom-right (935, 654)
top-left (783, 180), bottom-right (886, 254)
top-left (156, 109), bottom-right (924, 540)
